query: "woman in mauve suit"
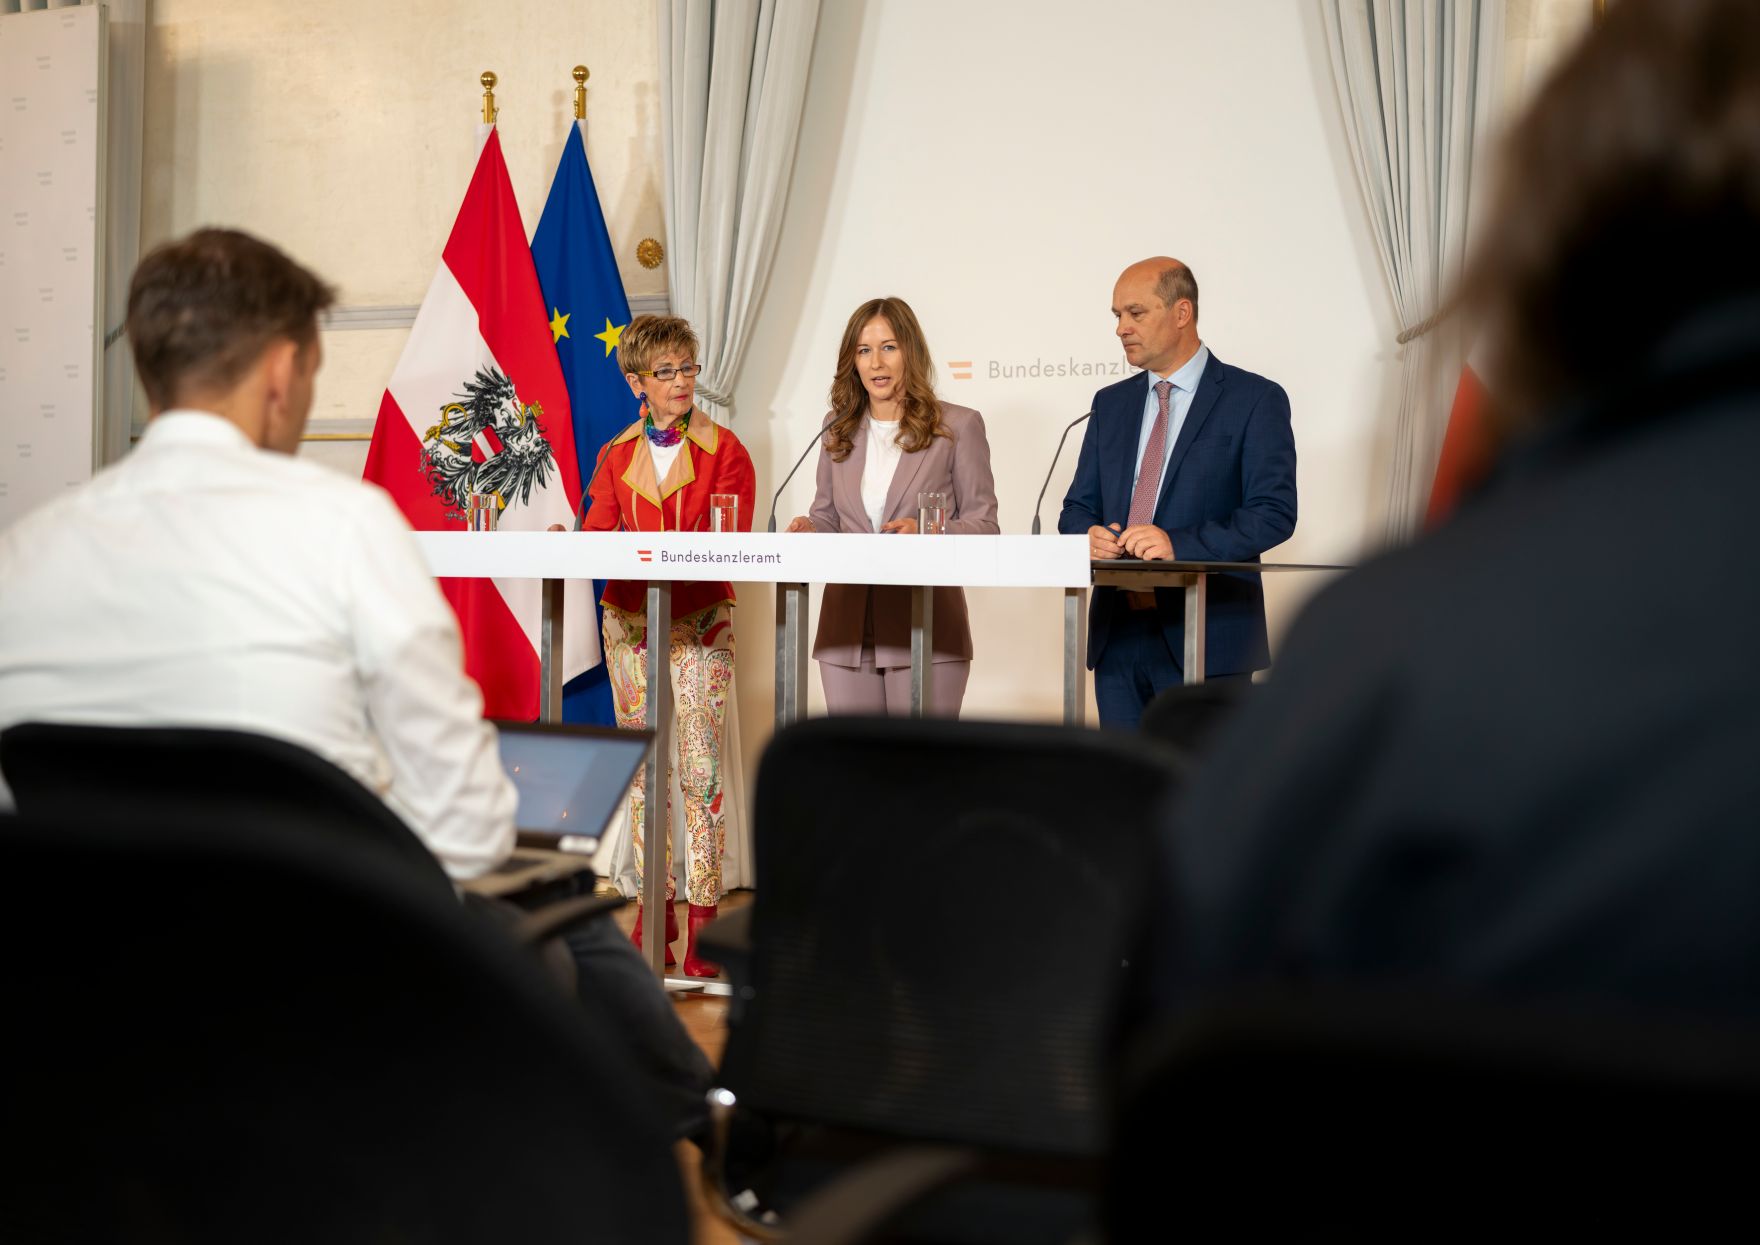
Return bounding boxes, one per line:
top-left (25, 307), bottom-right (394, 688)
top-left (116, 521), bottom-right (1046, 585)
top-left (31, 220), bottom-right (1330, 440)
top-left (786, 297), bottom-right (999, 716)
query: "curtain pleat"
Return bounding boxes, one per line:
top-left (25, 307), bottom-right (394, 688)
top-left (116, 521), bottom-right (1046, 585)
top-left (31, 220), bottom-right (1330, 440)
top-left (1322, 0), bottom-right (1502, 541)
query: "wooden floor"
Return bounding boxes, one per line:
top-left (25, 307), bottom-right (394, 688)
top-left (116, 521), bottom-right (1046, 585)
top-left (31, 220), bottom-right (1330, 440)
top-left (608, 891), bottom-right (749, 1244)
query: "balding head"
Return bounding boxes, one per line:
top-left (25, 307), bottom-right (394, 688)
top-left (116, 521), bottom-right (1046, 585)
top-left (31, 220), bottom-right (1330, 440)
top-left (1112, 257), bottom-right (1201, 376)
top-left (1121, 258), bottom-right (1199, 321)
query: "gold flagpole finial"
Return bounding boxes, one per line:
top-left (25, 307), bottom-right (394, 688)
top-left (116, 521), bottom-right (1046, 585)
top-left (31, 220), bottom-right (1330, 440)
top-left (481, 71), bottom-right (498, 124)
top-left (573, 65), bottom-right (589, 121)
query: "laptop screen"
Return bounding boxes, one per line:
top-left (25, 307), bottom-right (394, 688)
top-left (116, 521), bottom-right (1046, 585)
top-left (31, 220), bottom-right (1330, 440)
top-left (490, 721), bottom-right (653, 844)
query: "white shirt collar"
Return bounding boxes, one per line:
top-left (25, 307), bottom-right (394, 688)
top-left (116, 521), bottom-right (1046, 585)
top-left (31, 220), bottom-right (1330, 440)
top-left (1146, 343), bottom-right (1211, 394)
top-left (141, 409), bottom-right (259, 452)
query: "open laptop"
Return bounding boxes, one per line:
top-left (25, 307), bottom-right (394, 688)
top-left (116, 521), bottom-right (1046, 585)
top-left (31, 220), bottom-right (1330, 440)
top-left (464, 721), bottom-right (653, 898)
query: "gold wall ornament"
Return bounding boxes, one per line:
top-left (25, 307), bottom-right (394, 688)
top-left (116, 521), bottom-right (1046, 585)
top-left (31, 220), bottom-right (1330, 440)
top-left (636, 238), bottom-right (665, 269)
top-left (481, 71), bottom-right (498, 123)
top-left (573, 65), bottom-right (589, 120)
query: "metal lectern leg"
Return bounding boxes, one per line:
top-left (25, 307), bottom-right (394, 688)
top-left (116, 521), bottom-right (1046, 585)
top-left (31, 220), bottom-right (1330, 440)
top-left (642, 581), bottom-right (672, 978)
top-left (1064, 586), bottom-right (1087, 725)
top-left (910, 585), bottom-right (934, 717)
top-left (1183, 574), bottom-right (1208, 685)
top-left (774, 582), bottom-right (808, 730)
top-left (539, 577), bottom-right (564, 723)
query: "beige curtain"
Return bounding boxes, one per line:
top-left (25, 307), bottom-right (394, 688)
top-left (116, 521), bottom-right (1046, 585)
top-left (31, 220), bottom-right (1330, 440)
top-left (1321, 0), bottom-right (1503, 540)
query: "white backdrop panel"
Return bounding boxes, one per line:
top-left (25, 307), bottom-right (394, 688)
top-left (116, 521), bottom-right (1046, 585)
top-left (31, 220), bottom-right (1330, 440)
top-left (0, 2), bottom-right (103, 530)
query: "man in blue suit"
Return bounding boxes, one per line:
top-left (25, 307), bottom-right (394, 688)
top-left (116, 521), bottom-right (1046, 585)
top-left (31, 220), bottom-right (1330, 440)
top-left (1059, 258), bottom-right (1297, 727)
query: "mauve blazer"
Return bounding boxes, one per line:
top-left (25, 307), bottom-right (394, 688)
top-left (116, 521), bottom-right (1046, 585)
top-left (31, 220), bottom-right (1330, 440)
top-left (806, 402), bottom-right (999, 668)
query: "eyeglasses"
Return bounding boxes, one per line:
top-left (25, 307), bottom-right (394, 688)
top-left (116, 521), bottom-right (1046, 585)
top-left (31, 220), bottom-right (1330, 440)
top-left (636, 363), bottom-right (702, 381)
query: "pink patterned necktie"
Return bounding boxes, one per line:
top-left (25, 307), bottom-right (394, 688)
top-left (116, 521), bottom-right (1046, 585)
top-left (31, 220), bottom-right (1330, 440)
top-left (1128, 381), bottom-right (1175, 527)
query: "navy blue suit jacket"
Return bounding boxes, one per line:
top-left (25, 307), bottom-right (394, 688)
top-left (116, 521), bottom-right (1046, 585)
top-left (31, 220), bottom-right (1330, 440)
top-left (1057, 352), bottom-right (1297, 674)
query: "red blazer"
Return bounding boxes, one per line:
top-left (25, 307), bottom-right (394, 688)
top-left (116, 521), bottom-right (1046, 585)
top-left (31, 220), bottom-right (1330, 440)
top-left (582, 411), bottom-right (757, 620)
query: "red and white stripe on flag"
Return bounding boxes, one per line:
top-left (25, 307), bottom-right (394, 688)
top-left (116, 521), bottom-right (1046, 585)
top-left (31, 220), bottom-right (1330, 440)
top-left (363, 126), bottom-right (598, 719)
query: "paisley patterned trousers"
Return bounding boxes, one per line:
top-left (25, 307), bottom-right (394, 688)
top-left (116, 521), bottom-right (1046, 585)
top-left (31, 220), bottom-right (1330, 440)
top-left (602, 602), bottom-right (735, 906)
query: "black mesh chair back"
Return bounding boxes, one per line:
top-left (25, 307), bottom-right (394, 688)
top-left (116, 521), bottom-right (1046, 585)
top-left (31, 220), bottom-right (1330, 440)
top-left (1137, 679), bottom-right (1253, 761)
top-left (723, 716), bottom-right (1183, 1159)
top-left (1108, 988), bottom-right (1760, 1234)
top-left (0, 721), bottom-right (451, 891)
top-left (0, 808), bottom-right (688, 1245)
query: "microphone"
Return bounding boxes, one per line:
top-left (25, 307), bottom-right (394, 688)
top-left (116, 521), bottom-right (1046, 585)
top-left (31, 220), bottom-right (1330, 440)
top-left (1030, 410), bottom-right (1094, 534)
top-left (572, 441), bottom-right (615, 532)
top-left (767, 425), bottom-right (825, 532)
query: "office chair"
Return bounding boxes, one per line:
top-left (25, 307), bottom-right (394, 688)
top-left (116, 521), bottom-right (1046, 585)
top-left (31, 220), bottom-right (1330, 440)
top-left (0, 807), bottom-right (689, 1245)
top-left (700, 716), bottom-right (1186, 1244)
top-left (1, 720), bottom-right (450, 884)
top-left (0, 721), bottom-right (621, 952)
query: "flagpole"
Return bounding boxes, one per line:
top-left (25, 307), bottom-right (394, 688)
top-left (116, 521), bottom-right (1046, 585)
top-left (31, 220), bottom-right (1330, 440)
top-left (481, 71), bottom-right (498, 124)
top-left (573, 65), bottom-right (588, 121)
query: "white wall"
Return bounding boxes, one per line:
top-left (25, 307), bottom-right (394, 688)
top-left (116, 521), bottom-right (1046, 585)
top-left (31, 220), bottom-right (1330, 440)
top-left (140, 0), bottom-right (666, 456)
top-left (725, 0), bottom-right (1399, 772)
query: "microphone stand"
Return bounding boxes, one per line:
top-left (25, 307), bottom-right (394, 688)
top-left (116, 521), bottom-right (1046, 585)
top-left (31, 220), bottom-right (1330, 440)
top-left (768, 427), bottom-right (824, 532)
top-left (1030, 410), bottom-right (1094, 534)
top-left (573, 442), bottom-right (615, 532)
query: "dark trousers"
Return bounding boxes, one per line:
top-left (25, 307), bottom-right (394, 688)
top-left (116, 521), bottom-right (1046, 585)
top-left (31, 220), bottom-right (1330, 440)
top-left (561, 916), bottom-right (715, 1144)
top-left (466, 894), bottom-right (714, 1145)
top-left (1093, 609), bottom-right (1249, 729)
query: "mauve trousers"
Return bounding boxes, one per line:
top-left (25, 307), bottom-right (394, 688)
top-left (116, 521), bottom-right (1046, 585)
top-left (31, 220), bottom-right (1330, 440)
top-left (818, 656), bottom-right (970, 717)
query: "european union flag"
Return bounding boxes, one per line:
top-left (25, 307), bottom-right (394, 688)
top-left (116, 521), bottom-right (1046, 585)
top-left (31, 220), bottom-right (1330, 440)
top-left (532, 120), bottom-right (638, 726)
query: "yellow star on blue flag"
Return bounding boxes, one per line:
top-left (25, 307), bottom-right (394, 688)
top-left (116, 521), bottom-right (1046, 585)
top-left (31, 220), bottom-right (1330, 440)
top-left (549, 308), bottom-right (571, 342)
top-left (593, 317), bottom-right (625, 357)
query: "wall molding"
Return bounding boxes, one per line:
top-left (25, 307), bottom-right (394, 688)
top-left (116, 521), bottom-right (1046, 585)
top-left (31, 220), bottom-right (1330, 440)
top-left (129, 292), bottom-right (674, 442)
top-left (320, 291), bottom-right (670, 332)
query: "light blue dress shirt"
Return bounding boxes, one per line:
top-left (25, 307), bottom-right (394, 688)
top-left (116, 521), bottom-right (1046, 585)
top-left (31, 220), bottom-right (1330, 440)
top-left (1131, 343), bottom-right (1210, 515)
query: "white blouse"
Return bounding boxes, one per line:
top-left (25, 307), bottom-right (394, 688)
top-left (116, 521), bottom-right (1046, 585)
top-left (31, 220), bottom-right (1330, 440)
top-left (647, 435), bottom-right (684, 482)
top-left (861, 416), bottom-right (906, 533)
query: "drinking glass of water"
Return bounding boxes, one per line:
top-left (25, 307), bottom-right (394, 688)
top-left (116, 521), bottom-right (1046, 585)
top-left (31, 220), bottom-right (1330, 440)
top-left (467, 492), bottom-right (498, 532)
top-left (917, 491), bottom-right (949, 535)
top-left (709, 493), bottom-right (739, 532)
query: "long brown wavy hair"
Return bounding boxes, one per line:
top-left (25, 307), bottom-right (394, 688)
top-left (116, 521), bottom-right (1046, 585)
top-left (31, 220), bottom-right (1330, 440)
top-left (822, 297), bottom-right (946, 462)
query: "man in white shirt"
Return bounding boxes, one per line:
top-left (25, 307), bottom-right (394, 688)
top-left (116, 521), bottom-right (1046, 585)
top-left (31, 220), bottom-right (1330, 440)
top-left (0, 227), bottom-right (715, 1140)
top-left (0, 228), bottom-right (513, 879)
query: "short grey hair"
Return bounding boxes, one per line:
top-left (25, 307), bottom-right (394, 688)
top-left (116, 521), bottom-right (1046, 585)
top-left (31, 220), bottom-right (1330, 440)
top-left (1154, 263), bottom-right (1198, 321)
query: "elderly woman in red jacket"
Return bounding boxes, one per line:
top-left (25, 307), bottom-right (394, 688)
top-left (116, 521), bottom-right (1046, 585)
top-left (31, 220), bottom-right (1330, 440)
top-left (581, 314), bottom-right (755, 977)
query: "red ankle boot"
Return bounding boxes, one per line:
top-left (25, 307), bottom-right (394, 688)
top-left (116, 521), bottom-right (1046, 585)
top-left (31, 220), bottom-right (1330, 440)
top-left (631, 903), bottom-right (678, 967)
top-left (682, 903), bottom-right (721, 978)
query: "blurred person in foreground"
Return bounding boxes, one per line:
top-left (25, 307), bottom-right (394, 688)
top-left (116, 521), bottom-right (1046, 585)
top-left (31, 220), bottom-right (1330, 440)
top-left (0, 229), bottom-right (712, 1137)
top-left (1154, 0), bottom-right (1760, 1023)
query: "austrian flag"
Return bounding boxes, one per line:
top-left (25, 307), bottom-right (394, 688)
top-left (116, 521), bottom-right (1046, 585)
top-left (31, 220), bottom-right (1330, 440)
top-left (363, 126), bottom-right (598, 718)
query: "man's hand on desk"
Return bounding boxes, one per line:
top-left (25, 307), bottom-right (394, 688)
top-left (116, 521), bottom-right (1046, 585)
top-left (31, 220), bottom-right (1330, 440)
top-left (784, 515), bottom-right (816, 533)
top-left (1119, 524), bottom-right (1174, 561)
top-left (1089, 524), bottom-right (1124, 560)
